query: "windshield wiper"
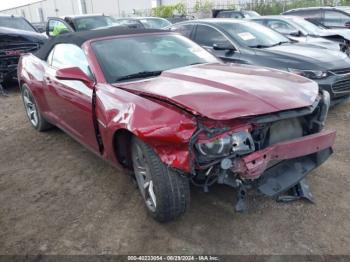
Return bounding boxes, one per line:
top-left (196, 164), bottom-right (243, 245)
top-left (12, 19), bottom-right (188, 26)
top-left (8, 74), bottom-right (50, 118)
top-left (248, 44), bottom-right (272, 48)
top-left (115, 70), bottom-right (162, 82)
top-left (189, 62), bottom-right (203, 66)
top-left (250, 41), bottom-right (290, 48)
top-left (270, 41), bottom-right (290, 47)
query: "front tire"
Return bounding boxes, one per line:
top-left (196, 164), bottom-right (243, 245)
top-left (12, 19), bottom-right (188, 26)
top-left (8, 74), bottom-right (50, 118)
top-left (131, 137), bottom-right (190, 222)
top-left (21, 84), bottom-right (52, 131)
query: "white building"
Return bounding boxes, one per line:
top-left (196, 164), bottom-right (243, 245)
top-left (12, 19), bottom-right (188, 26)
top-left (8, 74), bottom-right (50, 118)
top-left (0, 0), bottom-right (253, 23)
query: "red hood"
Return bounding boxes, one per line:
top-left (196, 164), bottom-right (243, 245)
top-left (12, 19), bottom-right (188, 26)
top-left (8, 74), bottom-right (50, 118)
top-left (113, 63), bottom-right (319, 120)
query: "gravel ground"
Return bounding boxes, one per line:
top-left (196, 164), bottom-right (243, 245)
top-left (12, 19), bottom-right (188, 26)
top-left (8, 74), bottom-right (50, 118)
top-left (0, 85), bottom-right (349, 255)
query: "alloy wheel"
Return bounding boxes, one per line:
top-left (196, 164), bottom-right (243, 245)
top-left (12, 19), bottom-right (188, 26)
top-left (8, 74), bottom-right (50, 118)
top-left (23, 89), bottom-right (38, 127)
top-left (132, 143), bottom-right (157, 212)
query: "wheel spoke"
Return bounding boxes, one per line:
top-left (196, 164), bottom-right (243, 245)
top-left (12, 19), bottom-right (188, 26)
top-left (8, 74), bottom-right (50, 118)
top-left (23, 96), bottom-right (30, 105)
top-left (132, 143), bottom-right (157, 212)
top-left (23, 90), bottom-right (38, 126)
top-left (148, 181), bottom-right (157, 208)
top-left (32, 111), bottom-right (38, 124)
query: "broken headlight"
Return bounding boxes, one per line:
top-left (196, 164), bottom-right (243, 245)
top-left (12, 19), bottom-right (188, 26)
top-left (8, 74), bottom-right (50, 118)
top-left (196, 131), bottom-right (255, 159)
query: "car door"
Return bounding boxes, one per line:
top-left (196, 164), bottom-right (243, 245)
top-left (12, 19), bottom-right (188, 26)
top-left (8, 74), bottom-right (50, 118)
top-left (192, 24), bottom-right (241, 63)
top-left (46, 17), bottom-right (74, 37)
top-left (44, 43), bottom-right (100, 152)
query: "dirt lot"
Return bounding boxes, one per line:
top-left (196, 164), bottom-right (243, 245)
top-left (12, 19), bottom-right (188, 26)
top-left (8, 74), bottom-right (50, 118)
top-left (0, 85), bottom-right (349, 255)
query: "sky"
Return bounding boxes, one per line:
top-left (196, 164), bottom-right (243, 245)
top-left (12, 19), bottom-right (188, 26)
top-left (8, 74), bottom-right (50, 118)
top-left (0, 0), bottom-right (40, 11)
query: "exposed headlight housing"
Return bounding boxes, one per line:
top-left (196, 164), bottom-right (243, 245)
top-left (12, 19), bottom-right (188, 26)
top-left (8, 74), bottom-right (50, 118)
top-left (196, 131), bottom-right (255, 159)
top-left (288, 68), bottom-right (328, 79)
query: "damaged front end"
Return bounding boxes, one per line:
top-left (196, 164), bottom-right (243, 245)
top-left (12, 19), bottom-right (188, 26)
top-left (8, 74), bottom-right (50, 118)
top-left (188, 90), bottom-right (336, 211)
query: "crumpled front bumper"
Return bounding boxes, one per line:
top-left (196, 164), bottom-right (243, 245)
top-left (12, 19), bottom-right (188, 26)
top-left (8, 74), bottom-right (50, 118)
top-left (236, 129), bottom-right (336, 179)
top-left (231, 129), bottom-right (336, 197)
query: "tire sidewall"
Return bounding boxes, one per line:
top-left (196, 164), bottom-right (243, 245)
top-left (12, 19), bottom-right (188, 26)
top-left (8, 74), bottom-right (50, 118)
top-left (131, 139), bottom-right (159, 217)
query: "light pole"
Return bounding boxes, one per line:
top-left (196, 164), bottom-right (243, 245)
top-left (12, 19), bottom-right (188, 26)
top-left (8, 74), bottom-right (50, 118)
top-left (117, 0), bottom-right (120, 17)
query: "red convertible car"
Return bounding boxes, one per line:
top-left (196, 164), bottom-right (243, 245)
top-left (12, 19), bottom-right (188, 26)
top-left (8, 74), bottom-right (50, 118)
top-left (18, 27), bottom-right (336, 222)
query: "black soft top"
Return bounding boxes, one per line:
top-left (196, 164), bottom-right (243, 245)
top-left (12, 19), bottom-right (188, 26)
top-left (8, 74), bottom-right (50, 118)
top-left (35, 26), bottom-right (165, 60)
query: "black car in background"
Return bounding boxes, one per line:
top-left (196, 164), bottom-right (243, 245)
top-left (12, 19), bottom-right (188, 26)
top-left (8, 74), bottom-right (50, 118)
top-left (169, 19), bottom-right (350, 104)
top-left (282, 6), bottom-right (350, 29)
top-left (212, 9), bottom-right (260, 19)
top-left (166, 15), bottom-right (194, 24)
top-left (46, 14), bottom-right (115, 36)
top-left (251, 15), bottom-right (350, 55)
top-left (31, 22), bottom-right (46, 33)
top-left (0, 15), bottom-right (46, 85)
top-left (113, 17), bottom-right (172, 29)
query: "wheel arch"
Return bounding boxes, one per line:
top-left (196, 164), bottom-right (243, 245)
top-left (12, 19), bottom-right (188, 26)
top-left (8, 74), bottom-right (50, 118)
top-left (112, 128), bottom-right (134, 170)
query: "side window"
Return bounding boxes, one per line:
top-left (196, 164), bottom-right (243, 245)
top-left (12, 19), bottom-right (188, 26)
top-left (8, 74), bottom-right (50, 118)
top-left (266, 20), bottom-right (297, 34)
top-left (252, 20), bottom-right (265, 26)
top-left (290, 9), bottom-right (321, 19)
top-left (217, 11), bottom-right (243, 19)
top-left (229, 12), bottom-right (243, 19)
top-left (195, 25), bottom-right (229, 47)
top-left (47, 19), bottom-right (71, 36)
top-left (51, 44), bottom-right (91, 77)
top-left (324, 10), bottom-right (350, 27)
top-left (171, 24), bottom-right (194, 38)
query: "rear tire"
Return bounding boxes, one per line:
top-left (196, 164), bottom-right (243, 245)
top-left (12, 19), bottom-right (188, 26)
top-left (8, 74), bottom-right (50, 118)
top-left (131, 137), bottom-right (190, 222)
top-left (21, 83), bottom-right (52, 131)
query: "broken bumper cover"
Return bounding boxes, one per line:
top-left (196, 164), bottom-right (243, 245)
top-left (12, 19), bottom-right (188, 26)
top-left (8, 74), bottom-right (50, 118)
top-left (232, 129), bottom-right (336, 197)
top-left (258, 147), bottom-right (333, 197)
top-left (236, 129), bottom-right (336, 179)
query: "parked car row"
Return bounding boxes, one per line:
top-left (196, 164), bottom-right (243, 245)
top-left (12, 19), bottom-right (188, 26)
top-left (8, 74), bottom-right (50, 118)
top-left (169, 19), bottom-right (350, 104)
top-left (283, 6), bottom-right (350, 29)
top-left (1, 6), bottom-right (350, 222)
top-left (0, 13), bottom-right (171, 88)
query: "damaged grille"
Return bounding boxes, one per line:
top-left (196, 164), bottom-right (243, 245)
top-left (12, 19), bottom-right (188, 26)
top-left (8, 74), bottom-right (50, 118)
top-left (267, 118), bottom-right (303, 146)
top-left (0, 42), bottom-right (40, 73)
top-left (0, 42), bottom-right (40, 58)
top-left (332, 78), bottom-right (350, 93)
top-left (251, 95), bottom-right (326, 151)
top-left (251, 117), bottom-right (304, 152)
top-left (0, 57), bottom-right (19, 73)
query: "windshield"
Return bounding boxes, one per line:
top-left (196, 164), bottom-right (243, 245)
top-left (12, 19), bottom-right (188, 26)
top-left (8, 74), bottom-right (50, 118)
top-left (291, 17), bottom-right (323, 35)
top-left (0, 17), bottom-right (35, 32)
top-left (139, 18), bottom-right (171, 29)
top-left (75, 16), bottom-right (114, 31)
top-left (219, 22), bottom-right (290, 48)
top-left (92, 34), bottom-right (218, 83)
top-left (243, 11), bottom-right (260, 18)
top-left (336, 7), bottom-right (350, 14)
top-left (113, 19), bottom-right (144, 29)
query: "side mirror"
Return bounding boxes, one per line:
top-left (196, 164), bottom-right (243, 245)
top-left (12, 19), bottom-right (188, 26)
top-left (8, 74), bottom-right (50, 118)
top-left (289, 30), bottom-right (303, 37)
top-left (213, 42), bottom-right (235, 51)
top-left (56, 67), bottom-right (94, 88)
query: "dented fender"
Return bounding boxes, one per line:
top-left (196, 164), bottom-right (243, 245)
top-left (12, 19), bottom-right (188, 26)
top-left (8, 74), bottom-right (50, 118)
top-left (95, 83), bottom-right (197, 172)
